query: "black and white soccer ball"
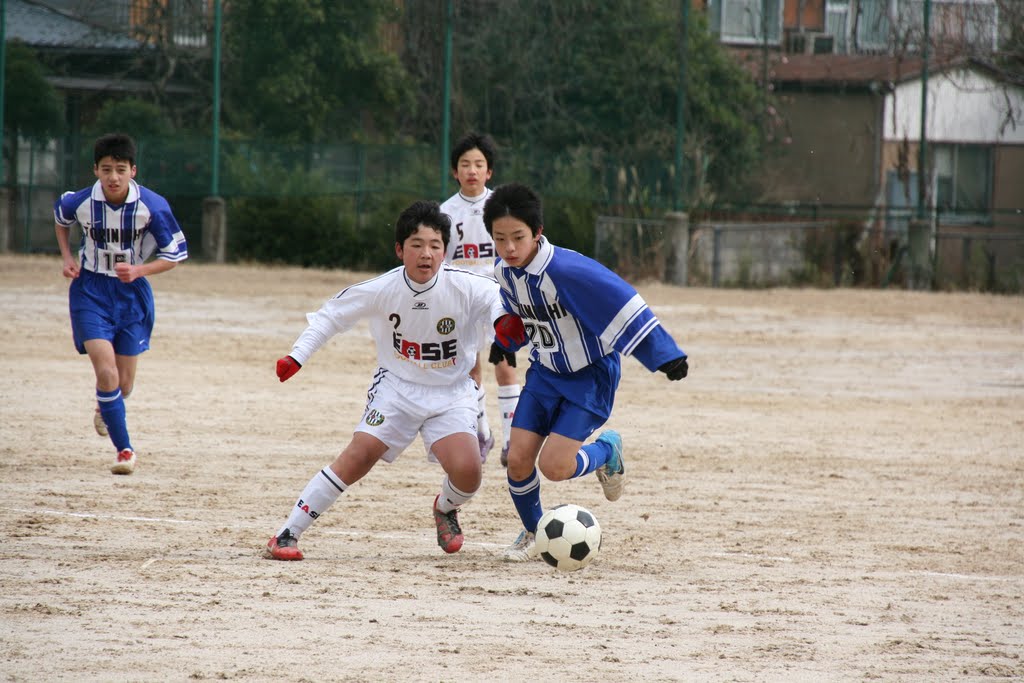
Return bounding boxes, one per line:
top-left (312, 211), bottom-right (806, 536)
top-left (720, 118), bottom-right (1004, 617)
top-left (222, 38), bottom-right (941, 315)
top-left (535, 504), bottom-right (602, 572)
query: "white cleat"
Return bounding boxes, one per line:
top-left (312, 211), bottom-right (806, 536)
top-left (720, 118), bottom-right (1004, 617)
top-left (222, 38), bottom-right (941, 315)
top-left (94, 408), bottom-right (108, 437)
top-left (111, 448), bottom-right (136, 475)
top-left (595, 430), bottom-right (625, 502)
top-left (503, 529), bottom-right (538, 562)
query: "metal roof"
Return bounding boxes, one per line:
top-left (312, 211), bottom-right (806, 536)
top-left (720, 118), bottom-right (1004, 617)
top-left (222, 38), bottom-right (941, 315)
top-left (5, 0), bottom-right (140, 51)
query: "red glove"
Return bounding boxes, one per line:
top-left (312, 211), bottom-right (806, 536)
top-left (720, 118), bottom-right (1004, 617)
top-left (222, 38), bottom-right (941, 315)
top-left (494, 314), bottom-right (527, 351)
top-left (276, 355), bottom-right (302, 382)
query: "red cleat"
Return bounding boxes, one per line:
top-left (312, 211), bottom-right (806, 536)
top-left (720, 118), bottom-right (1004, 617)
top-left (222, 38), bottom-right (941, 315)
top-left (264, 529), bottom-right (303, 561)
top-left (433, 495), bottom-right (464, 554)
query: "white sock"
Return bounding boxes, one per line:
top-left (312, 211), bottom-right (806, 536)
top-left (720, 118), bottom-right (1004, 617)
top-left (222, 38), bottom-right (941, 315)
top-left (436, 476), bottom-right (476, 513)
top-left (475, 383), bottom-right (491, 440)
top-left (497, 384), bottom-right (521, 449)
top-left (278, 467), bottom-right (347, 538)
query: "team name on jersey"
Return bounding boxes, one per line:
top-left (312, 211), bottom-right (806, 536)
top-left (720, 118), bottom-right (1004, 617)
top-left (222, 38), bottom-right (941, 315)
top-left (452, 242), bottom-right (495, 260)
top-left (86, 225), bottom-right (130, 244)
top-left (518, 300), bottom-right (569, 322)
top-left (392, 332), bottom-right (458, 362)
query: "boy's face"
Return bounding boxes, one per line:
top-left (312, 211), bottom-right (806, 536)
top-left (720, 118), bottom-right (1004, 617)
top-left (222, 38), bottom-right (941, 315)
top-left (396, 224), bottom-right (446, 285)
top-left (452, 148), bottom-right (492, 198)
top-left (491, 216), bottom-right (541, 269)
top-left (94, 155), bottom-right (137, 204)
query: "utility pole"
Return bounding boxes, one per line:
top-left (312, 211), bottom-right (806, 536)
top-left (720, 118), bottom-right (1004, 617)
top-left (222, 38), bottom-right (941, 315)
top-left (909, 0), bottom-right (932, 289)
top-left (440, 0), bottom-right (453, 202)
top-left (202, 0), bottom-right (226, 262)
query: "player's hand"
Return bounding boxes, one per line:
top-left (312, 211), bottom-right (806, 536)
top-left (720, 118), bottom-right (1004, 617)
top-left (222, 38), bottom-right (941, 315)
top-left (61, 260), bottom-right (80, 279)
top-left (488, 342), bottom-right (517, 368)
top-left (494, 314), bottom-right (527, 350)
top-left (276, 355), bottom-right (302, 382)
top-left (659, 356), bottom-right (688, 381)
top-left (114, 262), bottom-right (139, 283)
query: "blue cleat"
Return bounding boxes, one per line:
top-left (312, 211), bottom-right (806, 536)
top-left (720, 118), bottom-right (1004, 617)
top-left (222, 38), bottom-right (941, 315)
top-left (595, 430), bottom-right (625, 501)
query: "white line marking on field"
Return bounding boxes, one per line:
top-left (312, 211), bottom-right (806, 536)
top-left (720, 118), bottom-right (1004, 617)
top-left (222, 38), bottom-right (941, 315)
top-left (905, 570), bottom-right (1022, 583)
top-left (140, 558), bottom-right (159, 569)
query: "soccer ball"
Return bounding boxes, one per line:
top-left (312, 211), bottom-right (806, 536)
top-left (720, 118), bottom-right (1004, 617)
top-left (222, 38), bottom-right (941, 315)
top-left (535, 504), bottom-right (602, 572)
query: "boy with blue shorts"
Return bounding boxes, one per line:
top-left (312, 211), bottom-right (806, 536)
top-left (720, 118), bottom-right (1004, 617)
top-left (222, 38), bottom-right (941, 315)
top-left (54, 133), bottom-right (188, 474)
top-left (482, 183), bottom-right (689, 561)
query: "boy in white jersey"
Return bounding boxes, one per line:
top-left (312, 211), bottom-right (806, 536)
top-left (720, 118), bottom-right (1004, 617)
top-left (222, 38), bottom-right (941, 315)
top-left (483, 183), bottom-right (689, 562)
top-left (264, 200), bottom-right (507, 561)
top-left (441, 132), bottom-right (520, 467)
top-left (54, 133), bottom-right (188, 475)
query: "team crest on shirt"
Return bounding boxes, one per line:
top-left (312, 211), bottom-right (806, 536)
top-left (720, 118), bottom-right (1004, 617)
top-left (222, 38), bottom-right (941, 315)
top-left (436, 317), bottom-right (456, 335)
top-left (365, 409), bottom-right (385, 426)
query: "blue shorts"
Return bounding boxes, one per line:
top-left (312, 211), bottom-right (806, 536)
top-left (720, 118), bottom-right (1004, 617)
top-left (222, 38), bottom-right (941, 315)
top-left (69, 269), bottom-right (155, 356)
top-left (512, 354), bottom-right (621, 441)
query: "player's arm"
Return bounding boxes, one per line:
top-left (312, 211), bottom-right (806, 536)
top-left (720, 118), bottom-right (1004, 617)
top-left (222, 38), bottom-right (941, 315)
top-left (114, 256), bottom-right (178, 283)
top-left (630, 326), bottom-right (687, 380)
top-left (54, 222), bottom-right (80, 279)
top-left (276, 280), bottom-right (375, 382)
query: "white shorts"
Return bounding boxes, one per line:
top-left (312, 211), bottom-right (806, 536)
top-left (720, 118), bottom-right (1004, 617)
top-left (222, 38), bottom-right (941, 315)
top-left (355, 369), bottom-right (478, 463)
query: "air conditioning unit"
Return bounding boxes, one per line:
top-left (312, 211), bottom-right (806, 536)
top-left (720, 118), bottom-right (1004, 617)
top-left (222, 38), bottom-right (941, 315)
top-left (810, 32), bottom-right (835, 54)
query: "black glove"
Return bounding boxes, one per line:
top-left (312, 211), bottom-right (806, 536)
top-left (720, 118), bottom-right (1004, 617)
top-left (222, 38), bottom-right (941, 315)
top-left (659, 356), bottom-right (688, 381)
top-left (488, 342), bottom-right (517, 367)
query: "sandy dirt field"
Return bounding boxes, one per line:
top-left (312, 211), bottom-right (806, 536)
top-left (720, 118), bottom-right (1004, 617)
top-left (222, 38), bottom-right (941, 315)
top-left (1, 252), bottom-right (1021, 682)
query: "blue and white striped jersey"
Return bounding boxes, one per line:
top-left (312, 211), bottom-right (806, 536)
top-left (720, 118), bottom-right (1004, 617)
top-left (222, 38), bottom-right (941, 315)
top-left (54, 180), bottom-right (188, 276)
top-left (495, 236), bottom-right (684, 374)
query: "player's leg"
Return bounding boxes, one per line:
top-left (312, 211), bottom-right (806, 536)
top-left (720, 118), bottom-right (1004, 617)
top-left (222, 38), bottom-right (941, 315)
top-left (494, 358), bottom-right (520, 467)
top-left (469, 354), bottom-right (494, 462)
top-left (97, 277), bottom-right (153, 473)
top-left (502, 385), bottom-right (554, 561)
top-left (539, 404), bottom-right (625, 502)
top-left (84, 339), bottom-right (136, 474)
top-left (97, 358), bottom-right (134, 436)
top-left (429, 429), bottom-right (481, 553)
top-left (265, 432), bottom-right (389, 561)
top-left (266, 375), bottom-right (419, 560)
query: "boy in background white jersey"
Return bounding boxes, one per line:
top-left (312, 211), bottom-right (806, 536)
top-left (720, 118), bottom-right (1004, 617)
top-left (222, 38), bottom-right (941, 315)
top-left (441, 132), bottom-right (520, 467)
top-left (265, 200), bottom-right (507, 561)
top-left (54, 133), bottom-right (188, 475)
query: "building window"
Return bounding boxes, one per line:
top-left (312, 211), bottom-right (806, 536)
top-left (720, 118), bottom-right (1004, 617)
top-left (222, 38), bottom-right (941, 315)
top-left (709, 0), bottom-right (783, 45)
top-left (934, 144), bottom-right (992, 219)
top-left (826, 1), bottom-right (850, 53)
top-left (852, 0), bottom-right (997, 53)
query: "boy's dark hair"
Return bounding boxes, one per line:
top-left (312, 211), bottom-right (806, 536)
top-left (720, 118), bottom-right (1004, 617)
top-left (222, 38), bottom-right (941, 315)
top-left (483, 183), bottom-right (543, 236)
top-left (94, 133), bottom-right (137, 166)
top-left (450, 132), bottom-right (496, 171)
top-left (395, 200), bottom-right (451, 248)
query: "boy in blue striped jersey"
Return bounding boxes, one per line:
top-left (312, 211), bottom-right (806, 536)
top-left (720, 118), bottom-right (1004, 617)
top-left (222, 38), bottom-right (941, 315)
top-left (483, 183), bottom-right (688, 561)
top-left (54, 133), bottom-right (188, 475)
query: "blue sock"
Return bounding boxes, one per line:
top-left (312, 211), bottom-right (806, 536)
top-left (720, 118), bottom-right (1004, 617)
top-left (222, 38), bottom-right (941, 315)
top-left (508, 469), bottom-right (543, 533)
top-left (97, 389), bottom-right (132, 452)
top-left (571, 440), bottom-right (612, 478)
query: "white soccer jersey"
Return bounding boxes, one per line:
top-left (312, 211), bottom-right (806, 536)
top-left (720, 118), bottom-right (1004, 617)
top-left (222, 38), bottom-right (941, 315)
top-left (441, 188), bottom-right (495, 276)
top-left (289, 264), bottom-right (505, 386)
